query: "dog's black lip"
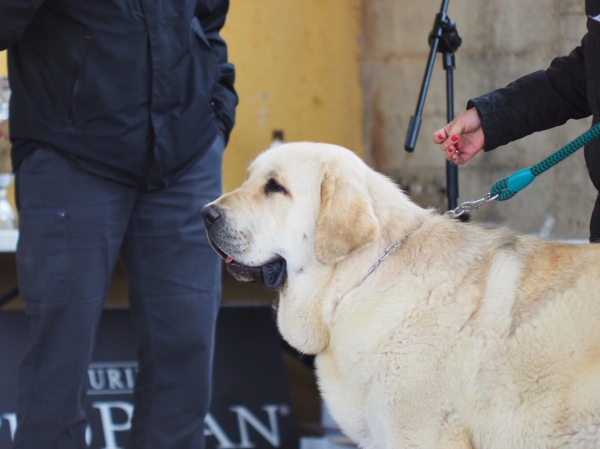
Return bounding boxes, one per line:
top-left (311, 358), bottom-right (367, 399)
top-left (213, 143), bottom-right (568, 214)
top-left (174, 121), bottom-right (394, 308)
top-left (208, 235), bottom-right (287, 290)
top-left (206, 234), bottom-right (287, 290)
top-left (226, 256), bottom-right (287, 291)
top-left (206, 237), bottom-right (230, 262)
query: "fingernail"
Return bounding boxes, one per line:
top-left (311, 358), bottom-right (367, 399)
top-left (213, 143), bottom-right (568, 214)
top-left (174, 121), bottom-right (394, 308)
top-left (437, 134), bottom-right (443, 140)
top-left (455, 141), bottom-right (461, 149)
top-left (447, 148), bottom-right (453, 153)
top-left (451, 135), bottom-right (458, 142)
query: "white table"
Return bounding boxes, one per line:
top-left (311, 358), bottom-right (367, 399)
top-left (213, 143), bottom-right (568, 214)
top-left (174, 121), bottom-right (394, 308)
top-left (0, 229), bottom-right (17, 253)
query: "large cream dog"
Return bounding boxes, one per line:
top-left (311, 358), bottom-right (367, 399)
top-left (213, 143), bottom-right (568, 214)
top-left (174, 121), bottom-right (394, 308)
top-left (202, 142), bottom-right (600, 448)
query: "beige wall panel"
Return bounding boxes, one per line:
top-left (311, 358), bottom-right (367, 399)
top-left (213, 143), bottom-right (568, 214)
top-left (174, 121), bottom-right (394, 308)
top-left (362, 0), bottom-right (593, 238)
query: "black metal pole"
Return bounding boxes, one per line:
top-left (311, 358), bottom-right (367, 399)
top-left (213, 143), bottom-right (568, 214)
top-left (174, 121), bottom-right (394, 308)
top-left (404, 0), bottom-right (450, 153)
top-left (404, 38), bottom-right (440, 153)
top-left (404, 0), bottom-right (462, 211)
top-left (444, 52), bottom-right (458, 210)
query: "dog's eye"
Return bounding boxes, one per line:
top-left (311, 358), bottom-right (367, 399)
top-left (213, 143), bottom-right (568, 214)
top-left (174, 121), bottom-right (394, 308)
top-left (265, 178), bottom-right (287, 195)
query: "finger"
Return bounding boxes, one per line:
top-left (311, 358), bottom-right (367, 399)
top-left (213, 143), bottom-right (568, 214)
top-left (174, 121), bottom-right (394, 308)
top-left (433, 129), bottom-right (447, 143)
top-left (444, 145), bottom-right (456, 161)
top-left (446, 113), bottom-right (470, 138)
top-left (440, 137), bottom-right (457, 152)
top-left (440, 118), bottom-right (464, 145)
top-left (452, 151), bottom-right (471, 166)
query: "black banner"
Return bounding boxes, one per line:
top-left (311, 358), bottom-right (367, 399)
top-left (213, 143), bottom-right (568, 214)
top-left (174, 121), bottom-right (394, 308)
top-left (0, 306), bottom-right (298, 449)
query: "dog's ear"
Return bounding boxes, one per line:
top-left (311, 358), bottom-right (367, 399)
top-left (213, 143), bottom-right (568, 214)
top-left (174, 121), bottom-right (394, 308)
top-left (315, 168), bottom-right (380, 265)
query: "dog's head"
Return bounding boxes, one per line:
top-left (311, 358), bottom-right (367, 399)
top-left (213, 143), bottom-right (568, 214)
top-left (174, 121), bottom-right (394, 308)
top-left (202, 143), bottom-right (381, 291)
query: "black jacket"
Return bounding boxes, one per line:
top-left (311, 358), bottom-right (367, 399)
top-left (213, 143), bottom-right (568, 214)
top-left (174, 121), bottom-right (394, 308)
top-left (468, 0), bottom-right (600, 194)
top-left (0, 0), bottom-right (237, 189)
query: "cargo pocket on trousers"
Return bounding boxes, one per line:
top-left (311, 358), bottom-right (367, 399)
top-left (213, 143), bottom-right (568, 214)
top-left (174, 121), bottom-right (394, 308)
top-left (17, 209), bottom-right (69, 308)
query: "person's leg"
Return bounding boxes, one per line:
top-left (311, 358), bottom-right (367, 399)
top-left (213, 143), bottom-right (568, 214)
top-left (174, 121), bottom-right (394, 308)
top-left (591, 195), bottom-right (600, 243)
top-left (13, 148), bottom-right (136, 449)
top-left (122, 136), bottom-right (224, 449)
top-left (585, 132), bottom-right (600, 243)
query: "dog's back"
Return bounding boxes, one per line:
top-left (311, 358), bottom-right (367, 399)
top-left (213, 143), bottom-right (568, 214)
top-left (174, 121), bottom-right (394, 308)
top-left (320, 219), bottom-right (600, 448)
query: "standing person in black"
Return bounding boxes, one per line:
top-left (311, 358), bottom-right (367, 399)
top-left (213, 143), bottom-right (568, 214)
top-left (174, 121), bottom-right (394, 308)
top-left (433, 0), bottom-right (600, 243)
top-left (0, 0), bottom-right (237, 447)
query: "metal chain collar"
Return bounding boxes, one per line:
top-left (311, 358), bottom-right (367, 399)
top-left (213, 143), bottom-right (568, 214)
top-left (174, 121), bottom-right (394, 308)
top-left (359, 238), bottom-right (407, 286)
top-left (359, 192), bottom-right (499, 285)
top-left (442, 193), bottom-right (498, 219)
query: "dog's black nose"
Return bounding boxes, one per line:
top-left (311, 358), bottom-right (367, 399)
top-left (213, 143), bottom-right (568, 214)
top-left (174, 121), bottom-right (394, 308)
top-left (202, 205), bottom-right (221, 229)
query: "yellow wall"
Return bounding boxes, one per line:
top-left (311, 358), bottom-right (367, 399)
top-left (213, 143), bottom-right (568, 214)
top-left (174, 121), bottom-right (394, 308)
top-left (0, 2), bottom-right (364, 195)
top-left (0, 51), bottom-right (14, 209)
top-left (220, 0), bottom-right (363, 191)
top-left (0, 51), bottom-right (6, 75)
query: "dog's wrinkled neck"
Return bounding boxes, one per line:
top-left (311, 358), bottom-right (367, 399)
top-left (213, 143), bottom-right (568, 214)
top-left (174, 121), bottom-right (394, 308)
top-left (358, 212), bottom-right (429, 286)
top-left (358, 237), bottom-right (408, 286)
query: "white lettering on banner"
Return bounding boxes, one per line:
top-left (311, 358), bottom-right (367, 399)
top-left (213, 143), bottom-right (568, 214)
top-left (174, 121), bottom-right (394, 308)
top-left (231, 405), bottom-right (281, 448)
top-left (1, 403), bottom-right (287, 448)
top-left (204, 413), bottom-right (237, 448)
top-left (87, 362), bottom-right (137, 395)
top-left (86, 425), bottom-right (93, 447)
top-left (88, 370), bottom-right (107, 390)
top-left (124, 368), bottom-right (135, 389)
top-left (106, 369), bottom-right (125, 390)
top-left (1, 414), bottom-right (16, 441)
top-left (92, 401), bottom-right (134, 449)
top-left (204, 405), bottom-right (283, 448)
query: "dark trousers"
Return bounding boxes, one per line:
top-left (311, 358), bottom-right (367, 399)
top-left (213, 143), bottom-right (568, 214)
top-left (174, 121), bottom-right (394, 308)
top-left (586, 136), bottom-right (600, 243)
top-left (12, 136), bottom-right (224, 449)
top-left (592, 196), bottom-right (600, 243)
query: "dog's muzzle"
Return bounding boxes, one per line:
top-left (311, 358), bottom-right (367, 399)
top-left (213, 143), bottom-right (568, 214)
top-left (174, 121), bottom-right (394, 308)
top-left (201, 204), bottom-right (288, 291)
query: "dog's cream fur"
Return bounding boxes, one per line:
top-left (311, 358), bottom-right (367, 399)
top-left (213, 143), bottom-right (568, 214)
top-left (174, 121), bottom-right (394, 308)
top-left (207, 142), bottom-right (600, 448)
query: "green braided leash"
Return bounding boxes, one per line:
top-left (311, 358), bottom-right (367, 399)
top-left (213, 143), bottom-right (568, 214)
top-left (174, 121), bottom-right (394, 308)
top-left (490, 122), bottom-right (600, 201)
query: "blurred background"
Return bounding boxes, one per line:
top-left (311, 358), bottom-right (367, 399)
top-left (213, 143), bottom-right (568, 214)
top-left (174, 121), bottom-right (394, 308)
top-left (0, 0), bottom-right (594, 237)
top-left (0, 0), bottom-right (594, 446)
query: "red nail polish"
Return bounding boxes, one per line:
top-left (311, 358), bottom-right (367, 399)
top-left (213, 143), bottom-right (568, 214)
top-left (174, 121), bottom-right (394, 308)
top-left (437, 134), bottom-right (443, 140)
top-left (451, 135), bottom-right (458, 142)
top-left (447, 148), bottom-right (453, 153)
top-left (455, 141), bottom-right (461, 149)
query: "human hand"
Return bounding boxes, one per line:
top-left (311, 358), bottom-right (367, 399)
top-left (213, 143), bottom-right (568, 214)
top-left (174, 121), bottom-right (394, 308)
top-left (432, 108), bottom-right (485, 165)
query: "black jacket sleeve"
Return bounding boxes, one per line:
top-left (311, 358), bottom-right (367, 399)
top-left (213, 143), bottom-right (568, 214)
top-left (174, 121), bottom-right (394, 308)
top-left (468, 35), bottom-right (591, 152)
top-left (0, 0), bottom-right (46, 50)
top-left (198, 0), bottom-right (238, 142)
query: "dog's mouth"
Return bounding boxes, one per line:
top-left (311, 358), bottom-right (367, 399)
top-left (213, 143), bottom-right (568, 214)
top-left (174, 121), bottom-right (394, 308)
top-left (226, 256), bottom-right (287, 291)
top-left (210, 241), bottom-right (287, 291)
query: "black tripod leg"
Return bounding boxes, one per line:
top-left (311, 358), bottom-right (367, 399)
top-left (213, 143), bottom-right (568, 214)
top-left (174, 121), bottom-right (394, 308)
top-left (444, 52), bottom-right (459, 211)
top-left (405, 38), bottom-right (440, 152)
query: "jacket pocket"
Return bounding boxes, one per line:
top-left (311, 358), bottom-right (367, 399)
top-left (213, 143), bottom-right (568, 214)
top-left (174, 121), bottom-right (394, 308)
top-left (16, 6), bottom-right (92, 127)
top-left (68, 36), bottom-right (92, 127)
top-left (17, 208), bottom-right (69, 307)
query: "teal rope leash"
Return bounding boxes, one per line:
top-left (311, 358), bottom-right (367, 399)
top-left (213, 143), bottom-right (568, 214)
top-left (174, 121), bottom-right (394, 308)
top-left (444, 122), bottom-right (600, 219)
top-left (490, 122), bottom-right (600, 201)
